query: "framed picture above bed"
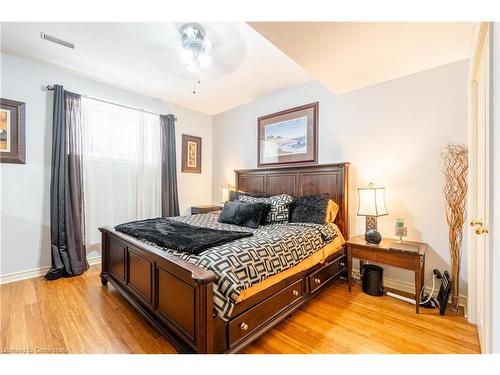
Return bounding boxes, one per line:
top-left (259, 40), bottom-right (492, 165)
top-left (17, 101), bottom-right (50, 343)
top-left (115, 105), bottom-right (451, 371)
top-left (257, 102), bottom-right (318, 167)
top-left (181, 134), bottom-right (202, 173)
top-left (0, 98), bottom-right (26, 164)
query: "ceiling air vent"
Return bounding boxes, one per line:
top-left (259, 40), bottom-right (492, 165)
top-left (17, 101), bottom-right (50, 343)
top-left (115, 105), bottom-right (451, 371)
top-left (40, 32), bottom-right (75, 49)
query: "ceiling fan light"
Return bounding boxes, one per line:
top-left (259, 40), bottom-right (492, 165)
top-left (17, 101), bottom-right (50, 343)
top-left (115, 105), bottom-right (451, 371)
top-left (180, 23), bottom-right (207, 54)
top-left (183, 25), bottom-right (198, 40)
top-left (179, 23), bottom-right (211, 92)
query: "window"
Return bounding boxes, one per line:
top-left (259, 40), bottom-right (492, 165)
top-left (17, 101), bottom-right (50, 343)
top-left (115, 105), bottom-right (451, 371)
top-left (82, 98), bottom-right (161, 252)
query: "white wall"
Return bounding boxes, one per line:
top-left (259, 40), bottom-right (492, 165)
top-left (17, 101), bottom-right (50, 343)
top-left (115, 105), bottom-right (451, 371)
top-left (212, 60), bottom-right (470, 293)
top-left (0, 51), bottom-right (471, 294)
top-left (0, 52), bottom-right (212, 276)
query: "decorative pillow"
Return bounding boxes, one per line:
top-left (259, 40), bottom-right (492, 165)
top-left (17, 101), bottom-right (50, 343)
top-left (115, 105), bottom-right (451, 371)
top-left (325, 199), bottom-right (340, 223)
top-left (240, 194), bottom-right (293, 223)
top-left (289, 193), bottom-right (330, 224)
top-left (230, 191), bottom-right (271, 201)
top-left (218, 201), bottom-right (240, 223)
top-left (218, 201), bottom-right (271, 229)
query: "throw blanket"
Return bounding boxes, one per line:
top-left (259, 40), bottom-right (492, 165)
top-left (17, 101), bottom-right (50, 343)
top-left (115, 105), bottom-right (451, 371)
top-left (115, 218), bottom-right (253, 255)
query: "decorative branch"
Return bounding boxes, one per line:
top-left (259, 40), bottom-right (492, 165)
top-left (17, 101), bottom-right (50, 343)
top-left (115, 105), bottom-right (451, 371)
top-left (441, 143), bottom-right (468, 309)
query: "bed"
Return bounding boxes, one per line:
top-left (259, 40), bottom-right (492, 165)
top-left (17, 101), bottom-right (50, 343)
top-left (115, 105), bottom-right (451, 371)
top-left (99, 163), bottom-right (350, 353)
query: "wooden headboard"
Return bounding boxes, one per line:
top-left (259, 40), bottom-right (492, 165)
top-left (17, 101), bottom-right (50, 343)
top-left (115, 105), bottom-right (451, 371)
top-left (234, 163), bottom-right (350, 239)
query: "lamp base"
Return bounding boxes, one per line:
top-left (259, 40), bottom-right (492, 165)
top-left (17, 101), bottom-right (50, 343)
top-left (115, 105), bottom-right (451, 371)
top-left (365, 229), bottom-right (382, 244)
top-left (364, 216), bottom-right (381, 244)
top-left (366, 216), bottom-right (378, 230)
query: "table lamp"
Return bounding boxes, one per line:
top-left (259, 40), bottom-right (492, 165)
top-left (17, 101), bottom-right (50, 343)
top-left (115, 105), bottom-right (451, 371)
top-left (220, 185), bottom-right (234, 203)
top-left (357, 183), bottom-right (388, 244)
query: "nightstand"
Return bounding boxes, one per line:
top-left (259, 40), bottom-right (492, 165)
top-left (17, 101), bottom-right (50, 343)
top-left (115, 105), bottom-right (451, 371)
top-left (190, 205), bottom-right (222, 215)
top-left (346, 235), bottom-right (427, 313)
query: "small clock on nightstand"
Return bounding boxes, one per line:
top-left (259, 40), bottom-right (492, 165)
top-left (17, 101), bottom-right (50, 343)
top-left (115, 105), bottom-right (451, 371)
top-left (190, 205), bottom-right (222, 215)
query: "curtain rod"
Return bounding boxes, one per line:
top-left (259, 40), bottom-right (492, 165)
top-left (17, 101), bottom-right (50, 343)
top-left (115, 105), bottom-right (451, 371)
top-left (45, 85), bottom-right (177, 121)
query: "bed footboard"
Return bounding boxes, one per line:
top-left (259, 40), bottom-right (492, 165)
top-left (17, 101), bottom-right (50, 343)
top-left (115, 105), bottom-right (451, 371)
top-left (99, 227), bottom-right (217, 353)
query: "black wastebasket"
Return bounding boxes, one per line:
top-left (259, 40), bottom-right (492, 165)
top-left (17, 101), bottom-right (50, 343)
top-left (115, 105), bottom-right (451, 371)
top-left (361, 264), bottom-right (384, 296)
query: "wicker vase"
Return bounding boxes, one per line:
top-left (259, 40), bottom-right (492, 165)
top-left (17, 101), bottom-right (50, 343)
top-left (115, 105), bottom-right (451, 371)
top-left (441, 143), bottom-right (468, 308)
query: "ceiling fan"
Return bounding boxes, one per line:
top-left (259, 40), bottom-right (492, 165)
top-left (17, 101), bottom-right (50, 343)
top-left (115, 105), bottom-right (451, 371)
top-left (177, 23), bottom-right (245, 94)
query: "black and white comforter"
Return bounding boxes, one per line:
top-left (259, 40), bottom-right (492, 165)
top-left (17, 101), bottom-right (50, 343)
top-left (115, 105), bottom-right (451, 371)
top-left (142, 212), bottom-right (339, 321)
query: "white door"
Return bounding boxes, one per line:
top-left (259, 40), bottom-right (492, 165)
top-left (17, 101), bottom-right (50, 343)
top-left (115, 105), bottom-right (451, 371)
top-left (468, 22), bottom-right (492, 353)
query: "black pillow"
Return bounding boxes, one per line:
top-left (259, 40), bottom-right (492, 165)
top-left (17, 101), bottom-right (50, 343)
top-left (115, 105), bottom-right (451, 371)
top-left (235, 202), bottom-right (271, 228)
top-left (289, 193), bottom-right (330, 224)
top-left (218, 201), bottom-right (240, 223)
top-left (218, 201), bottom-right (271, 229)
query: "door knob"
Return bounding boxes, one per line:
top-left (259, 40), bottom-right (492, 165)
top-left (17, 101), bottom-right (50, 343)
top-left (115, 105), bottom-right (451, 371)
top-left (475, 227), bottom-right (489, 235)
top-left (471, 219), bottom-right (489, 235)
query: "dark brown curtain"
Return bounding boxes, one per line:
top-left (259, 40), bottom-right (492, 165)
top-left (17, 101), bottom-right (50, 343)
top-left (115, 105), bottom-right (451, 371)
top-left (46, 85), bottom-right (88, 280)
top-left (160, 114), bottom-right (179, 217)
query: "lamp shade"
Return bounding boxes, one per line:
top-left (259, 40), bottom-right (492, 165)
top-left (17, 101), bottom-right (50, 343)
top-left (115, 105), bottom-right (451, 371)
top-left (357, 185), bottom-right (388, 217)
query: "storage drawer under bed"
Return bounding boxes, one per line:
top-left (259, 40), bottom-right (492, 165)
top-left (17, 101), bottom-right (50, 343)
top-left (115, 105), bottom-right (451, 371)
top-left (228, 279), bottom-right (304, 346)
top-left (307, 254), bottom-right (346, 293)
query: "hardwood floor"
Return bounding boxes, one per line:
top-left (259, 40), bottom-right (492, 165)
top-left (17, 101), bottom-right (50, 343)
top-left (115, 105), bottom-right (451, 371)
top-left (0, 265), bottom-right (480, 354)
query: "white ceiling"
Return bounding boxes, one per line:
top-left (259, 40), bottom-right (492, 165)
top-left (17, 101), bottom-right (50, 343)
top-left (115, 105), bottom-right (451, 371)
top-left (1, 22), bottom-right (475, 115)
top-left (249, 22), bottom-right (474, 94)
top-left (0, 22), bottom-right (312, 115)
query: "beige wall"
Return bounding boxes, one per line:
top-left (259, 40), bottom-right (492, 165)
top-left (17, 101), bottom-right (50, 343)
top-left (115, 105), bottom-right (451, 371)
top-left (212, 60), bottom-right (470, 292)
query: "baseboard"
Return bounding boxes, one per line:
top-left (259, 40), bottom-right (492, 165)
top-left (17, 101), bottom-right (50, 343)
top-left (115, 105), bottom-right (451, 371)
top-left (0, 255), bottom-right (102, 285)
top-left (352, 270), bottom-right (468, 310)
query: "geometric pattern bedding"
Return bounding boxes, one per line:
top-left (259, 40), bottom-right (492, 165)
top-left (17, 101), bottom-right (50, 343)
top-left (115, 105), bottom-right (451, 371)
top-left (140, 212), bottom-right (339, 321)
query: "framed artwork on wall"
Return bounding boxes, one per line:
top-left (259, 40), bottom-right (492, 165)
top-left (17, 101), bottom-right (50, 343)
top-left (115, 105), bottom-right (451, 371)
top-left (1, 98), bottom-right (26, 164)
top-left (181, 134), bottom-right (202, 173)
top-left (257, 102), bottom-right (318, 167)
